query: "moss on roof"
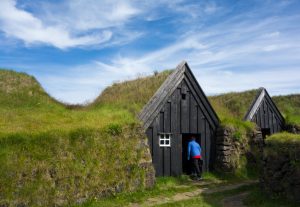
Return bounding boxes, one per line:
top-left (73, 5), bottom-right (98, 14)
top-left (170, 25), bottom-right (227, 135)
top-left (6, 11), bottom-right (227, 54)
top-left (0, 69), bottom-right (62, 108)
top-left (208, 89), bottom-right (260, 121)
top-left (91, 70), bottom-right (173, 114)
top-left (1, 68), bottom-right (299, 127)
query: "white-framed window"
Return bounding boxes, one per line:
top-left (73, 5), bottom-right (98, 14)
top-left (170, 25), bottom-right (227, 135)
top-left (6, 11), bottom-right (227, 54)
top-left (159, 133), bottom-right (171, 147)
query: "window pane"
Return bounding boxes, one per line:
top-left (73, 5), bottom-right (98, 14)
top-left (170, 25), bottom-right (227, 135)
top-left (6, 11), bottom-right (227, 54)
top-left (166, 140), bottom-right (170, 145)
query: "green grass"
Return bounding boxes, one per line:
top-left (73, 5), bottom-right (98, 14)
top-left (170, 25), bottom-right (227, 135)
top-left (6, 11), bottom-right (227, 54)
top-left (75, 176), bottom-right (198, 207)
top-left (273, 94), bottom-right (300, 125)
top-left (264, 132), bottom-right (300, 162)
top-left (155, 184), bottom-right (299, 207)
top-left (157, 184), bottom-right (256, 207)
top-left (0, 70), bottom-right (137, 134)
top-left (208, 89), bottom-right (260, 121)
top-left (1, 68), bottom-right (300, 206)
top-left (265, 132), bottom-right (300, 156)
top-left (0, 69), bottom-right (157, 206)
top-left (244, 186), bottom-right (299, 207)
top-left (77, 172), bottom-right (258, 207)
top-left (266, 132), bottom-right (300, 145)
top-left (91, 70), bottom-right (172, 115)
top-left (0, 125), bottom-right (150, 206)
top-left (76, 174), bottom-right (240, 207)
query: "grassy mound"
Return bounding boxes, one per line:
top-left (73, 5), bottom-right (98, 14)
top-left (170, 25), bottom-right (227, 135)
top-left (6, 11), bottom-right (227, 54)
top-left (0, 69), bottom-right (154, 206)
top-left (208, 89), bottom-right (260, 120)
top-left (262, 132), bottom-right (300, 201)
top-left (0, 70), bottom-right (136, 134)
top-left (91, 70), bottom-right (172, 114)
top-left (1, 68), bottom-right (299, 205)
top-left (0, 126), bottom-right (150, 206)
top-left (273, 94), bottom-right (300, 125)
top-left (265, 132), bottom-right (300, 150)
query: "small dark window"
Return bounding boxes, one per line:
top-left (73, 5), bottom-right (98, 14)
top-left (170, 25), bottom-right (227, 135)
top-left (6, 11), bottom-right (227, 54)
top-left (182, 94), bottom-right (186, 100)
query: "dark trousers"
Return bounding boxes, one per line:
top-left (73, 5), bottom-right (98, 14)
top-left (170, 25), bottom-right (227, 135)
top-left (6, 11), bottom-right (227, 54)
top-left (191, 158), bottom-right (203, 178)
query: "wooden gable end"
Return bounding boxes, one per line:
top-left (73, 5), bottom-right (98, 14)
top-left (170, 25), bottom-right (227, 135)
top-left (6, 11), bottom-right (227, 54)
top-left (244, 88), bottom-right (285, 135)
top-left (141, 61), bottom-right (219, 176)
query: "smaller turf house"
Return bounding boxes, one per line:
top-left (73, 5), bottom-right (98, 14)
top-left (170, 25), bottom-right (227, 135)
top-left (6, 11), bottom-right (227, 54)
top-left (138, 61), bottom-right (219, 176)
top-left (244, 88), bottom-right (285, 138)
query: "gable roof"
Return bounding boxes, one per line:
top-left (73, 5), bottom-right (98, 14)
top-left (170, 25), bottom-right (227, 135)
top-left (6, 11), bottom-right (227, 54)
top-left (244, 87), bottom-right (285, 123)
top-left (138, 61), bottom-right (219, 130)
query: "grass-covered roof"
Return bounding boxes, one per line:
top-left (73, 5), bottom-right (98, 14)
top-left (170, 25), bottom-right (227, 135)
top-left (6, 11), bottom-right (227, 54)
top-left (91, 70), bottom-right (172, 114)
top-left (208, 89), bottom-right (261, 121)
top-left (0, 69), bottom-right (136, 134)
top-left (1, 68), bottom-right (299, 134)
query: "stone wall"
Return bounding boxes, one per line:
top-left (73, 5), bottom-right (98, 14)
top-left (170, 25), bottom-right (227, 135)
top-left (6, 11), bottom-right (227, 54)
top-left (261, 137), bottom-right (300, 202)
top-left (137, 126), bottom-right (155, 188)
top-left (214, 126), bottom-right (263, 172)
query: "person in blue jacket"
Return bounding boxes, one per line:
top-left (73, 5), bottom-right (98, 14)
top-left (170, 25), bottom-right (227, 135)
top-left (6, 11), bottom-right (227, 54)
top-left (187, 136), bottom-right (203, 180)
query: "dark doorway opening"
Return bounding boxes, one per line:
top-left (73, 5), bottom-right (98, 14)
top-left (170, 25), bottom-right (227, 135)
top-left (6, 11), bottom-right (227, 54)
top-left (182, 133), bottom-right (201, 174)
top-left (261, 128), bottom-right (271, 139)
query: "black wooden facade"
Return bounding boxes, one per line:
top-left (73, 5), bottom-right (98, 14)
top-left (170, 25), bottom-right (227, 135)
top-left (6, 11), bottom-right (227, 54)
top-left (244, 88), bottom-right (285, 138)
top-left (139, 61), bottom-right (219, 176)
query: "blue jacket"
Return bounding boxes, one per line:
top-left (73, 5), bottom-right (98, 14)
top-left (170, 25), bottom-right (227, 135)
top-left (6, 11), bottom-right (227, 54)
top-left (187, 140), bottom-right (201, 160)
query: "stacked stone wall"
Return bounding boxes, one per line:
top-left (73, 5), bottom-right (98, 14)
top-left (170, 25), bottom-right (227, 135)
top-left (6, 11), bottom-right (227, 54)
top-left (261, 145), bottom-right (300, 202)
top-left (214, 126), bottom-right (263, 172)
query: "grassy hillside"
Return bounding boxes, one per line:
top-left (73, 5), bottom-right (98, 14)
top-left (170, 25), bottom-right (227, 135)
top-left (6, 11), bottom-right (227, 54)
top-left (0, 70), bottom-right (136, 134)
top-left (0, 70), bottom-right (62, 108)
top-left (1, 68), bottom-right (299, 206)
top-left (273, 94), bottom-right (300, 125)
top-left (0, 69), bottom-right (154, 206)
top-left (208, 89), bottom-right (260, 121)
top-left (208, 89), bottom-right (300, 125)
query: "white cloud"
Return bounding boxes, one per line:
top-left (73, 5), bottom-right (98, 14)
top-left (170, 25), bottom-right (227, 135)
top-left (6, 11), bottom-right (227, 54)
top-left (0, 0), bottom-right (139, 49)
top-left (0, 0), bottom-right (224, 49)
top-left (4, 0), bottom-right (300, 103)
top-left (45, 0), bottom-right (140, 31)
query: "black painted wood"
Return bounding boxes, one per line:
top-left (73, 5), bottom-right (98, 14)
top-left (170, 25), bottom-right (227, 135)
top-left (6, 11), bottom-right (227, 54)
top-left (183, 64), bottom-right (219, 127)
top-left (209, 126), bottom-right (216, 170)
top-left (171, 88), bottom-right (181, 176)
top-left (246, 88), bottom-right (285, 135)
top-left (181, 81), bottom-right (189, 133)
top-left (205, 121), bottom-right (211, 171)
top-left (152, 116), bottom-right (162, 176)
top-left (163, 103), bottom-right (171, 176)
top-left (184, 72), bottom-right (218, 130)
top-left (142, 62), bottom-right (219, 177)
top-left (190, 94), bottom-right (198, 133)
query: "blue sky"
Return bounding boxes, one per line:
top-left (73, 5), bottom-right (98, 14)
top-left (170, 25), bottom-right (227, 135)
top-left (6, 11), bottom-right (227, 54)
top-left (0, 0), bottom-right (300, 104)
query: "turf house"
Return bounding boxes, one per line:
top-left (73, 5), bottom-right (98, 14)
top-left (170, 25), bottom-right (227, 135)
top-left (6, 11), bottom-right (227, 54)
top-left (244, 87), bottom-right (285, 138)
top-left (138, 61), bottom-right (220, 176)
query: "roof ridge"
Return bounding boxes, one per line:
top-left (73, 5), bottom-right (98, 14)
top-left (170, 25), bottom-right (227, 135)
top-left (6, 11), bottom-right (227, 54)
top-left (138, 61), bottom-right (187, 127)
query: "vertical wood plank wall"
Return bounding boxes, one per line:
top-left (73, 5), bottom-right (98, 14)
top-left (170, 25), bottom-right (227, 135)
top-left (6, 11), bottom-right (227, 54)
top-left (252, 97), bottom-right (284, 134)
top-left (146, 78), bottom-right (216, 176)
